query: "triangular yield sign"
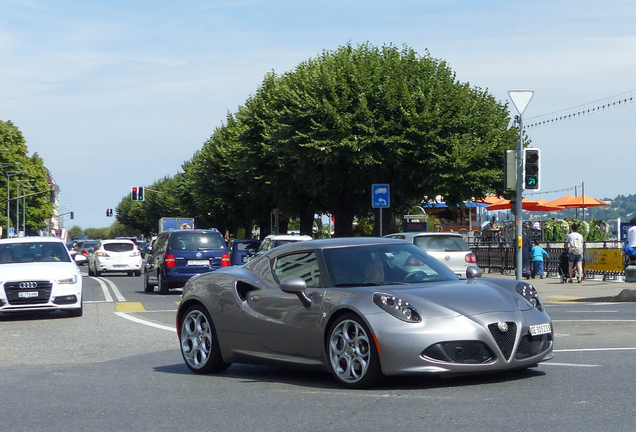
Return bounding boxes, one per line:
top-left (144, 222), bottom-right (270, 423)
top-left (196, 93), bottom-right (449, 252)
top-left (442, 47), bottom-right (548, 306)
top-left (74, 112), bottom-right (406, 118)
top-left (508, 90), bottom-right (534, 115)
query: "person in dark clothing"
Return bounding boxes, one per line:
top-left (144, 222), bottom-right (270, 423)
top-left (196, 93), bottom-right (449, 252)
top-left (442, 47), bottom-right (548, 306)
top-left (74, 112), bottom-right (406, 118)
top-left (522, 231), bottom-right (532, 279)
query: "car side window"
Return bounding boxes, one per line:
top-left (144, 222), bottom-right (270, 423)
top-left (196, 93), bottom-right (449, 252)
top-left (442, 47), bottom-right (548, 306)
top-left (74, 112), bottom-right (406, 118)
top-left (273, 252), bottom-right (321, 287)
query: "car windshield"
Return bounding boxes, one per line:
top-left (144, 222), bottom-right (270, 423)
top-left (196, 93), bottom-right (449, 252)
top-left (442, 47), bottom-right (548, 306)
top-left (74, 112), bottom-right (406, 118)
top-left (103, 242), bottom-right (135, 252)
top-left (0, 242), bottom-right (71, 264)
top-left (323, 243), bottom-right (458, 287)
top-left (414, 235), bottom-right (470, 252)
top-left (80, 241), bottom-right (99, 250)
top-left (235, 241), bottom-right (259, 251)
top-left (170, 232), bottom-right (226, 251)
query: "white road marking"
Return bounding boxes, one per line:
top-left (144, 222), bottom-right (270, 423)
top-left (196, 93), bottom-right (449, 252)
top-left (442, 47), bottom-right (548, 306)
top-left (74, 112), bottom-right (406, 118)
top-left (565, 310), bottom-right (618, 313)
top-left (555, 347), bottom-right (636, 353)
top-left (552, 319), bottom-right (636, 322)
top-left (92, 277), bottom-right (113, 302)
top-left (542, 362), bottom-right (601, 367)
top-left (114, 312), bottom-right (176, 332)
top-left (100, 277), bottom-right (126, 302)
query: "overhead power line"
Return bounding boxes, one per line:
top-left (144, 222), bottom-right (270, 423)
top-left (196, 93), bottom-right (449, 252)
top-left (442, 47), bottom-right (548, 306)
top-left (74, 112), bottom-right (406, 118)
top-left (523, 89), bottom-right (636, 129)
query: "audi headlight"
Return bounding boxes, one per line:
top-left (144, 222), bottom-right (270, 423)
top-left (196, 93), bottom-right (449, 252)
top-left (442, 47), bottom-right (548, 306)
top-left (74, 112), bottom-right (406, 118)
top-left (56, 275), bottom-right (77, 284)
top-left (373, 292), bottom-right (421, 323)
top-left (516, 282), bottom-right (543, 311)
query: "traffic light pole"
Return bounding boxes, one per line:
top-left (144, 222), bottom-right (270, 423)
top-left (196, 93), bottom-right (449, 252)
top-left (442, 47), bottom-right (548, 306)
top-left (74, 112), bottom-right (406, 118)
top-left (515, 117), bottom-right (524, 281)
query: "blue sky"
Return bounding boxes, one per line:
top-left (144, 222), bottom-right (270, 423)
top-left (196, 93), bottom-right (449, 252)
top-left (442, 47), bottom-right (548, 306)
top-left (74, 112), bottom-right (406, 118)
top-left (1, 0), bottom-right (635, 228)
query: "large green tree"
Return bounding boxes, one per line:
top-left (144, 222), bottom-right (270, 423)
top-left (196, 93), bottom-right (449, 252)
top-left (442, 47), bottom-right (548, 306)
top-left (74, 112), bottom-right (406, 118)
top-left (1, 120), bottom-right (54, 237)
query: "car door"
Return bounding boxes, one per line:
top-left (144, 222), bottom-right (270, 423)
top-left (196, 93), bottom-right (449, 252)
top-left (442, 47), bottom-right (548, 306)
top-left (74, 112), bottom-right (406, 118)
top-left (245, 250), bottom-right (325, 358)
top-left (147, 233), bottom-right (168, 284)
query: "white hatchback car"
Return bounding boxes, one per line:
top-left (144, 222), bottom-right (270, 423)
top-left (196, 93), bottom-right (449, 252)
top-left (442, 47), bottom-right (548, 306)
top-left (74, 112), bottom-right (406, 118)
top-left (384, 232), bottom-right (478, 278)
top-left (88, 239), bottom-right (143, 277)
top-left (0, 237), bottom-right (83, 317)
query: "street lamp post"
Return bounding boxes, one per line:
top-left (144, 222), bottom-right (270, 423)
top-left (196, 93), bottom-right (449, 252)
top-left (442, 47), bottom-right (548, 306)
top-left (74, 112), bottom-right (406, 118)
top-left (4, 170), bottom-right (25, 238)
top-left (16, 179), bottom-right (34, 237)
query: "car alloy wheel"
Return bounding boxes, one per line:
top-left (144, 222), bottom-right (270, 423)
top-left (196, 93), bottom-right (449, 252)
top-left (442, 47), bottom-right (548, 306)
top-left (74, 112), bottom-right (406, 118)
top-left (179, 305), bottom-right (230, 374)
top-left (327, 313), bottom-right (381, 388)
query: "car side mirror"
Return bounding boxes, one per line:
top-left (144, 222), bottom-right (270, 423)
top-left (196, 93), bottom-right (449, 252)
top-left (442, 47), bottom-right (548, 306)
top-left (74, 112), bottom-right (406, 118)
top-left (280, 277), bottom-right (312, 307)
top-left (466, 266), bottom-right (483, 283)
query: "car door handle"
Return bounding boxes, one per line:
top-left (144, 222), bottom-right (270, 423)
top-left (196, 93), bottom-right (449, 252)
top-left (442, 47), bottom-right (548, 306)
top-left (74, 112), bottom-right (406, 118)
top-left (250, 295), bottom-right (260, 302)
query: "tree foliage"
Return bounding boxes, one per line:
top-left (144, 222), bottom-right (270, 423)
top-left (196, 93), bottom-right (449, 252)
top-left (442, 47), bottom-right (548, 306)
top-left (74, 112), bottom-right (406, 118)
top-left (1, 120), bottom-right (54, 236)
top-left (115, 43), bottom-right (517, 237)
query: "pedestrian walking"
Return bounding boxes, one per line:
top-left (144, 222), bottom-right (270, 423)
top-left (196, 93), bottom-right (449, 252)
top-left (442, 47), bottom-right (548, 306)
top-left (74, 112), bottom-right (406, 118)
top-left (530, 241), bottom-right (549, 279)
top-left (623, 218), bottom-right (636, 260)
top-left (521, 231), bottom-right (532, 279)
top-left (565, 223), bottom-right (584, 283)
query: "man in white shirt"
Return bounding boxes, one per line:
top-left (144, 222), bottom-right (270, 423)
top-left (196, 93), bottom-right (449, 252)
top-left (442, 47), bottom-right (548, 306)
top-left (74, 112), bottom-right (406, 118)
top-left (625, 218), bottom-right (636, 260)
top-left (565, 223), bottom-right (584, 283)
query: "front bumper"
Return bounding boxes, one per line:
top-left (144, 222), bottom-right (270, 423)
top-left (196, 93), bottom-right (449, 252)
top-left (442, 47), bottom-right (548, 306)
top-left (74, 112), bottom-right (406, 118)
top-left (0, 280), bottom-right (83, 313)
top-left (366, 309), bottom-right (554, 376)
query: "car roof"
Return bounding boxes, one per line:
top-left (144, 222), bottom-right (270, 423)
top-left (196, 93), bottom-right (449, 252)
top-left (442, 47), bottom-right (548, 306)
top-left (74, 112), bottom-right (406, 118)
top-left (264, 234), bottom-right (312, 241)
top-left (385, 232), bottom-right (464, 239)
top-left (0, 236), bottom-right (64, 245)
top-left (164, 230), bottom-right (223, 235)
top-left (101, 239), bottom-right (135, 244)
top-left (267, 236), bottom-right (409, 253)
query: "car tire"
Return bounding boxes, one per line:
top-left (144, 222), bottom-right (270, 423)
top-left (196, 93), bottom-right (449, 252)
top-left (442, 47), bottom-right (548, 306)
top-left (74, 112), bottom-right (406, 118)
top-left (95, 268), bottom-right (101, 277)
top-left (143, 272), bottom-right (154, 293)
top-left (327, 313), bottom-right (382, 389)
top-left (134, 270), bottom-right (141, 277)
top-left (179, 304), bottom-right (230, 374)
top-left (157, 273), bottom-right (169, 295)
top-left (88, 264), bottom-right (94, 277)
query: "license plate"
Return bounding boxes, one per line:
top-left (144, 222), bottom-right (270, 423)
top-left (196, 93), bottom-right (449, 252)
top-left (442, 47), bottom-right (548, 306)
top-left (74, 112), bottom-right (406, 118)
top-left (113, 265), bottom-right (128, 268)
top-left (18, 291), bottom-right (39, 299)
top-left (188, 260), bottom-right (209, 266)
top-left (529, 323), bottom-right (551, 336)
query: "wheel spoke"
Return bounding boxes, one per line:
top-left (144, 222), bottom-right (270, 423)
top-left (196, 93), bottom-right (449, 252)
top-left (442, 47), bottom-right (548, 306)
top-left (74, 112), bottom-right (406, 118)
top-left (181, 310), bottom-right (213, 369)
top-left (329, 319), bottom-right (371, 383)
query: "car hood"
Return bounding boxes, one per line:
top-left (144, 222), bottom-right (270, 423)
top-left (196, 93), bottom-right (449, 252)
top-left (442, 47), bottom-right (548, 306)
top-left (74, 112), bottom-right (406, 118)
top-left (374, 279), bottom-right (525, 318)
top-left (0, 262), bottom-right (80, 283)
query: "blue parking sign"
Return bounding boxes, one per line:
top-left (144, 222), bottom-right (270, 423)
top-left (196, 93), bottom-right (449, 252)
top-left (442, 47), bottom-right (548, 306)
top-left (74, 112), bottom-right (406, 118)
top-left (372, 184), bottom-right (390, 208)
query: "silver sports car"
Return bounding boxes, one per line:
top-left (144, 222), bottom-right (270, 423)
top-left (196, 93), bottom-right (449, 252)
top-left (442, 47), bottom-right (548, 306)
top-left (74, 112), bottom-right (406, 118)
top-left (176, 237), bottom-right (554, 388)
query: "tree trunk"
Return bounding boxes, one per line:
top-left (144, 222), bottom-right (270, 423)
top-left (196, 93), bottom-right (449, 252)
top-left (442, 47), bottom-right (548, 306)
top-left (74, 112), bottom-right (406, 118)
top-left (299, 210), bottom-right (315, 237)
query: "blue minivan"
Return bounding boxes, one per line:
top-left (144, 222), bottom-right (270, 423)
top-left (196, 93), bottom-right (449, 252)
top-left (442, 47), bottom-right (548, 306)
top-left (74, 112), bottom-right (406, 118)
top-left (143, 230), bottom-right (229, 294)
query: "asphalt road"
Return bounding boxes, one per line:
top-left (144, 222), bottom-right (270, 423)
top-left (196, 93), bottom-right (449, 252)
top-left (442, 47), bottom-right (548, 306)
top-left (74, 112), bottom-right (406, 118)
top-left (1, 271), bottom-right (636, 431)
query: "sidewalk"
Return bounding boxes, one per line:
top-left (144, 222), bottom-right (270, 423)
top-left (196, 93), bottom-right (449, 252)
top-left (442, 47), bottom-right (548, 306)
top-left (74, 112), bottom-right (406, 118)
top-left (482, 272), bottom-right (636, 303)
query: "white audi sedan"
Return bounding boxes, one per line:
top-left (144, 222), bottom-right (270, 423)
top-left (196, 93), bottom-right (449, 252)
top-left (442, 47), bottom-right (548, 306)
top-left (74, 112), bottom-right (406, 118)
top-left (0, 237), bottom-right (83, 317)
top-left (88, 239), bottom-right (142, 277)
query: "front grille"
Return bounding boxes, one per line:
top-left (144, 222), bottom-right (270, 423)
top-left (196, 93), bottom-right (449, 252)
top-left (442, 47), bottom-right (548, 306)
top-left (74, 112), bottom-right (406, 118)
top-left (488, 322), bottom-right (517, 360)
top-left (4, 281), bottom-right (53, 305)
top-left (422, 341), bottom-right (495, 364)
top-left (515, 334), bottom-right (552, 359)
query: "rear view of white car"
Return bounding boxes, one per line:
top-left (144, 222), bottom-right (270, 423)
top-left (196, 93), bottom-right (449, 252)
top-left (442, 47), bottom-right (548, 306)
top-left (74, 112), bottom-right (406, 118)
top-left (0, 237), bottom-right (83, 317)
top-left (384, 232), bottom-right (478, 278)
top-left (88, 239), bottom-right (142, 277)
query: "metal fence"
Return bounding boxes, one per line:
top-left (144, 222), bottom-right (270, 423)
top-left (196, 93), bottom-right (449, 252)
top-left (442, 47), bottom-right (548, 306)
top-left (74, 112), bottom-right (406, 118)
top-left (471, 241), bottom-right (627, 280)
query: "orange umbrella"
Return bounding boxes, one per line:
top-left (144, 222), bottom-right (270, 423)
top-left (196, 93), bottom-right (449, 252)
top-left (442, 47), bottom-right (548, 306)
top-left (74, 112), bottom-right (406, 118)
top-left (523, 198), bottom-right (565, 212)
top-left (486, 198), bottom-right (539, 211)
top-left (557, 195), bottom-right (609, 208)
top-left (475, 195), bottom-right (503, 204)
top-left (544, 194), bottom-right (578, 207)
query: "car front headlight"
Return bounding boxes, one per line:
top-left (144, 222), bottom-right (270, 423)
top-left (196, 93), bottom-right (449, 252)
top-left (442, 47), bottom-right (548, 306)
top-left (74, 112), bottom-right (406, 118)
top-left (516, 282), bottom-right (543, 311)
top-left (373, 292), bottom-right (421, 323)
top-left (56, 275), bottom-right (78, 284)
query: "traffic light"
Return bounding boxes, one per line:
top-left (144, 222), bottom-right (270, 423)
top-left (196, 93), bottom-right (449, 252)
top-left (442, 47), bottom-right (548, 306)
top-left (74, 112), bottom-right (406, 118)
top-left (138, 186), bottom-right (144, 201)
top-left (524, 148), bottom-right (540, 190)
top-left (106, 209), bottom-right (113, 217)
top-left (131, 187), bottom-right (138, 201)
